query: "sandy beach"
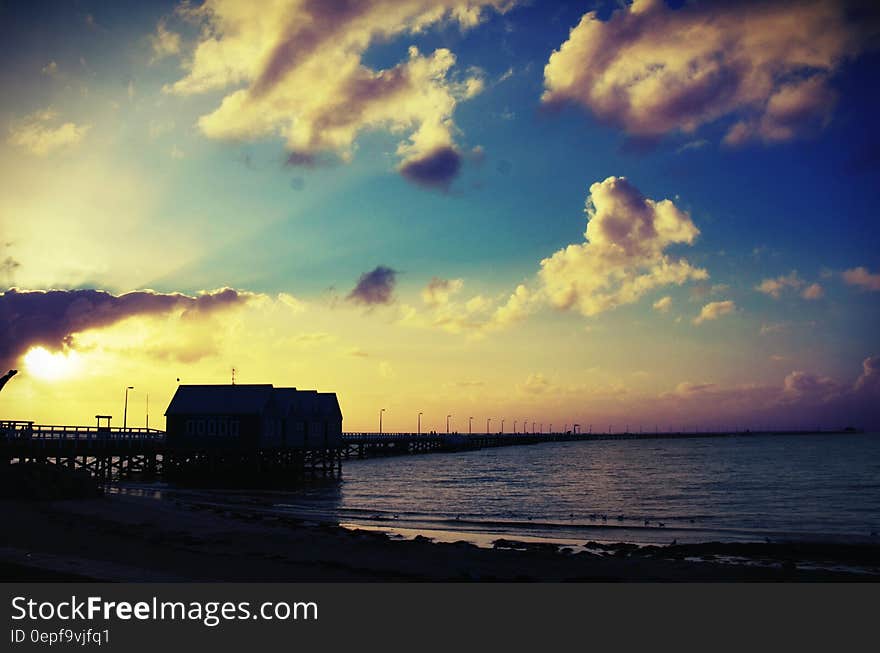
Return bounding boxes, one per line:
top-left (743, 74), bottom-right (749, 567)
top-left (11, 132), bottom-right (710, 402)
top-left (2, 493), bottom-right (878, 582)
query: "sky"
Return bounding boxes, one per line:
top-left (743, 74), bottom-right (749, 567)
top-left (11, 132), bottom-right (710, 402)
top-left (1, 0), bottom-right (879, 432)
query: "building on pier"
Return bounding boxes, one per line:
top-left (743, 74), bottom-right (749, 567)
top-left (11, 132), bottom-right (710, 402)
top-left (164, 384), bottom-right (342, 450)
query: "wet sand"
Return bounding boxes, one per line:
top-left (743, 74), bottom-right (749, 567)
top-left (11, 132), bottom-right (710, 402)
top-left (1, 494), bottom-right (878, 581)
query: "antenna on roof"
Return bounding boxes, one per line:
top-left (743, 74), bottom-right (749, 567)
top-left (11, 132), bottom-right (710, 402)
top-left (232, 367), bottom-right (236, 385)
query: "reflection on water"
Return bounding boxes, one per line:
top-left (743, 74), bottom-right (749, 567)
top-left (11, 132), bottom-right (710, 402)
top-left (120, 433), bottom-right (880, 545)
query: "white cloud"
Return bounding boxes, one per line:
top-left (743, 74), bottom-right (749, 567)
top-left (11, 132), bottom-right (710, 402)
top-left (843, 266), bottom-right (880, 291)
top-left (693, 300), bottom-right (735, 325)
top-left (542, 0), bottom-right (863, 145)
top-left (150, 19), bottom-right (182, 63)
top-left (756, 271), bottom-right (803, 298)
top-left (652, 295), bottom-right (672, 313)
top-left (536, 176), bottom-right (707, 317)
top-left (166, 0), bottom-right (512, 188)
top-left (801, 282), bottom-right (824, 300)
top-left (7, 109), bottom-right (91, 156)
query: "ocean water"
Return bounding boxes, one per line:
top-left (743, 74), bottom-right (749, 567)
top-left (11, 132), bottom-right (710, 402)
top-left (272, 432), bottom-right (880, 546)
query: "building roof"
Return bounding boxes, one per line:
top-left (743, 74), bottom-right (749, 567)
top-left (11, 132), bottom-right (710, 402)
top-left (165, 384), bottom-right (342, 420)
top-left (165, 384), bottom-right (275, 416)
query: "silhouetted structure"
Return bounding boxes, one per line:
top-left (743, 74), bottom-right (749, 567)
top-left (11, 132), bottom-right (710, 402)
top-left (0, 369), bottom-right (18, 394)
top-left (162, 384), bottom-right (343, 484)
top-left (164, 384), bottom-right (342, 450)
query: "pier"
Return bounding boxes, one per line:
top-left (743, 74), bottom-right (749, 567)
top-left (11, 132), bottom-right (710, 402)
top-left (1, 420), bottom-right (861, 482)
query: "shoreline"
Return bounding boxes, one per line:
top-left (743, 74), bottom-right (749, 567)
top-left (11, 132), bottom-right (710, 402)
top-left (1, 493), bottom-right (878, 582)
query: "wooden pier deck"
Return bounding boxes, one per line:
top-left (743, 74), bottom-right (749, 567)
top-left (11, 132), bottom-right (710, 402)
top-left (1, 420), bottom-right (861, 481)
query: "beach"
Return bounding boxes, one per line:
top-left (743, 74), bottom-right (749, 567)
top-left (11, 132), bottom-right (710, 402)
top-left (1, 492), bottom-right (878, 582)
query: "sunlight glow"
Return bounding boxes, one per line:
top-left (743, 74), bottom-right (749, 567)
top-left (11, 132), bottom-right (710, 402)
top-left (23, 346), bottom-right (81, 381)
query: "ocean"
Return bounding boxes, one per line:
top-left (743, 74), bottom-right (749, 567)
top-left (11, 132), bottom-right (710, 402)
top-left (120, 432), bottom-right (880, 547)
top-left (274, 432), bottom-right (880, 546)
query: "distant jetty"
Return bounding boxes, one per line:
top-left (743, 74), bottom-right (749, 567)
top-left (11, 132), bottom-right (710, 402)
top-left (0, 418), bottom-right (864, 485)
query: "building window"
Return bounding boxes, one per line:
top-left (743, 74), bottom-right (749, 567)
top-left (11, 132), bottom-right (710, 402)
top-left (230, 420), bottom-right (240, 437)
top-left (186, 420), bottom-right (194, 436)
top-left (218, 420), bottom-right (228, 436)
top-left (196, 420), bottom-right (205, 436)
top-left (207, 420), bottom-right (217, 436)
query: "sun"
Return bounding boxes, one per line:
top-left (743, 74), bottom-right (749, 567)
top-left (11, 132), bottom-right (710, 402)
top-left (23, 347), bottom-right (80, 381)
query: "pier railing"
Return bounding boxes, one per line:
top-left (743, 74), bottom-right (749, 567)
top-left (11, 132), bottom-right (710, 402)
top-left (0, 421), bottom-right (165, 442)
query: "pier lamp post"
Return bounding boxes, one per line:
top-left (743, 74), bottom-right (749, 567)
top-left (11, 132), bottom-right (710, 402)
top-left (469, 416), bottom-right (473, 434)
top-left (549, 424), bottom-right (552, 434)
top-left (532, 421), bottom-right (536, 434)
top-left (123, 386), bottom-right (134, 430)
top-left (523, 420), bottom-right (527, 434)
top-left (446, 414), bottom-right (452, 434)
top-left (486, 417), bottom-right (491, 435)
top-left (513, 420), bottom-right (517, 433)
top-left (418, 412), bottom-right (423, 435)
top-left (501, 418), bottom-right (505, 434)
top-left (379, 408), bottom-right (385, 434)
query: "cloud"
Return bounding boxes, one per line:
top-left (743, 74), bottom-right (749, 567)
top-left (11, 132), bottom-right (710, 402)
top-left (843, 266), bottom-right (880, 291)
top-left (347, 266), bottom-right (398, 306)
top-left (399, 145), bottom-right (462, 191)
top-left (0, 287), bottom-right (250, 369)
top-left (520, 372), bottom-right (552, 395)
top-left (669, 381), bottom-right (718, 398)
top-left (756, 271), bottom-right (803, 298)
top-left (397, 176), bottom-right (708, 335)
top-left (1, 255), bottom-right (21, 285)
top-left (661, 355), bottom-right (880, 428)
top-left (801, 282), bottom-right (824, 300)
top-left (693, 300), bottom-right (735, 325)
top-left (536, 176), bottom-right (707, 317)
top-left (854, 355), bottom-right (880, 394)
top-left (542, 0), bottom-right (865, 145)
top-left (7, 109), bottom-right (91, 156)
top-left (166, 0), bottom-right (512, 188)
top-left (421, 277), bottom-right (464, 305)
top-left (652, 295), bottom-right (672, 313)
top-left (150, 19), bottom-right (182, 63)
top-left (781, 370), bottom-right (844, 404)
top-left (675, 139), bottom-right (709, 154)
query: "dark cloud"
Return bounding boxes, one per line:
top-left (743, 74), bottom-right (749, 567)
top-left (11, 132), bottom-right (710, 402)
top-left (0, 287), bottom-right (249, 368)
top-left (1, 256), bottom-right (21, 284)
top-left (286, 151), bottom-right (319, 167)
top-left (399, 146), bottom-right (461, 190)
top-left (347, 266), bottom-right (397, 306)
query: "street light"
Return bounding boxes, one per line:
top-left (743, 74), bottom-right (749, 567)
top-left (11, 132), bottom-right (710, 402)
top-left (123, 386), bottom-right (134, 430)
top-left (379, 408), bottom-right (385, 434)
top-left (513, 420), bottom-right (517, 433)
top-left (418, 412), bottom-right (423, 435)
top-left (486, 417), bottom-right (492, 434)
top-left (446, 414), bottom-right (452, 434)
top-left (501, 418), bottom-right (505, 434)
top-left (469, 416), bottom-right (473, 434)
top-left (532, 421), bottom-right (536, 434)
